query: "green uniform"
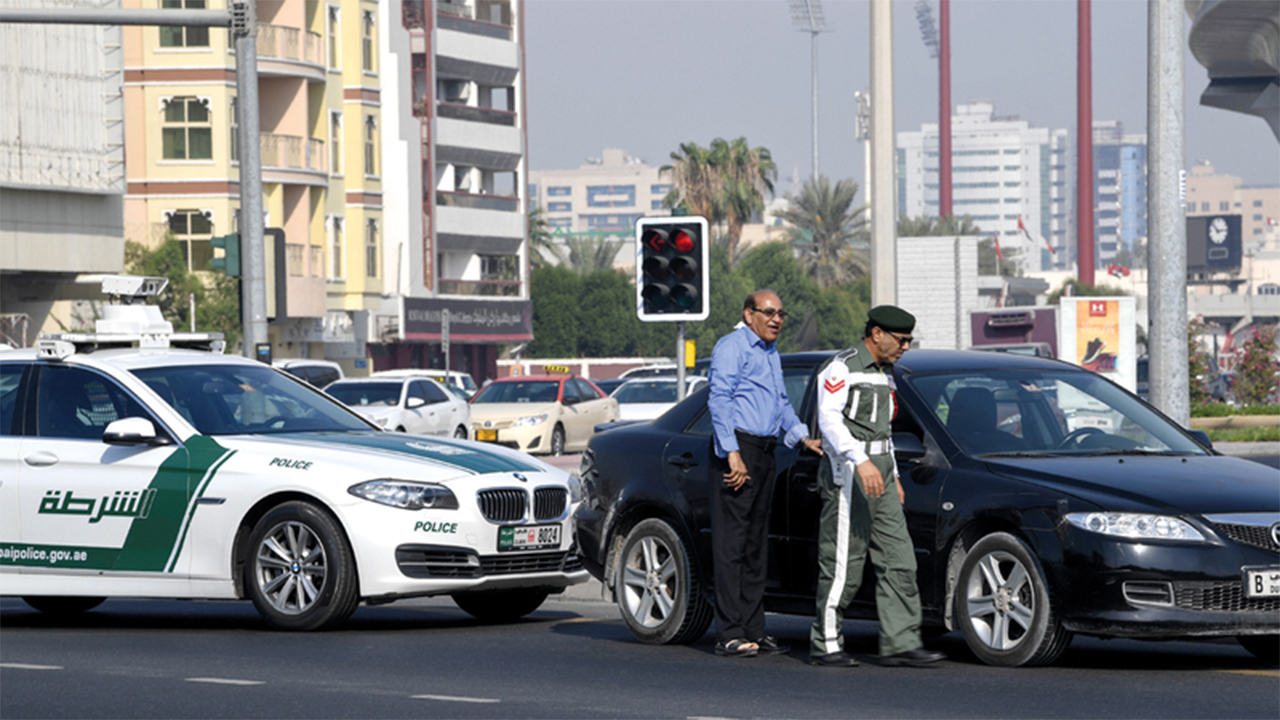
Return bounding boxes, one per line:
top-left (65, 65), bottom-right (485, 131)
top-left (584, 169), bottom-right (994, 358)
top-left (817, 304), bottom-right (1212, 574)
top-left (808, 344), bottom-right (922, 658)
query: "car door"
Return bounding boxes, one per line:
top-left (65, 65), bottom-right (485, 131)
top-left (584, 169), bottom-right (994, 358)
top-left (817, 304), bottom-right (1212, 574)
top-left (558, 379), bottom-right (590, 448)
top-left (0, 361), bottom-right (32, 557)
top-left (402, 381), bottom-right (431, 434)
top-left (17, 363), bottom-right (190, 577)
top-left (418, 379), bottom-right (456, 436)
top-left (573, 378), bottom-right (612, 429)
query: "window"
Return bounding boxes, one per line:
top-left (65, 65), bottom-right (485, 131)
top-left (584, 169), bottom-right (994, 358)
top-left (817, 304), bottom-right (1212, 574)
top-left (586, 185), bottom-right (636, 208)
top-left (651, 200), bottom-right (665, 210)
top-left (1201, 202), bottom-right (1210, 212)
top-left (37, 366), bottom-right (156, 441)
top-left (167, 209), bottom-right (214, 271)
top-left (364, 116), bottom-right (377, 176)
top-left (328, 6), bottom-right (341, 70)
top-left (330, 111), bottom-right (342, 175)
top-left (1254, 214), bottom-right (1263, 221)
top-left (362, 11), bottom-right (375, 73)
top-left (1220, 201), bottom-right (1230, 211)
top-left (229, 98), bottom-right (239, 162)
top-left (651, 184), bottom-right (673, 194)
top-left (547, 202), bottom-right (571, 213)
top-left (548, 217), bottom-right (572, 229)
top-left (159, 0), bottom-right (209, 47)
top-left (481, 254), bottom-right (518, 281)
top-left (547, 186), bottom-right (571, 196)
top-left (162, 97), bottom-right (212, 160)
top-left (0, 363), bottom-right (24, 436)
top-left (330, 216), bottom-right (344, 279)
top-left (1254, 200), bottom-right (1264, 207)
top-left (365, 219), bottom-right (378, 278)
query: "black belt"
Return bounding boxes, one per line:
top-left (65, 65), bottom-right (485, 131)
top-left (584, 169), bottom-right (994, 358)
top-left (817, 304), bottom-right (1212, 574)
top-left (735, 430), bottom-right (777, 452)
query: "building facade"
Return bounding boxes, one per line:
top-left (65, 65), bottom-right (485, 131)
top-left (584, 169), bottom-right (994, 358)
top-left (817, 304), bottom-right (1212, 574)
top-left (120, 0), bottom-right (382, 369)
top-left (1091, 121), bottom-right (1147, 267)
top-left (897, 101), bottom-right (1072, 274)
top-left (1186, 161), bottom-right (1280, 243)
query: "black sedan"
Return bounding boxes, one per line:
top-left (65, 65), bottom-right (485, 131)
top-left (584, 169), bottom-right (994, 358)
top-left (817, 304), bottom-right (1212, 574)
top-left (574, 350), bottom-right (1279, 666)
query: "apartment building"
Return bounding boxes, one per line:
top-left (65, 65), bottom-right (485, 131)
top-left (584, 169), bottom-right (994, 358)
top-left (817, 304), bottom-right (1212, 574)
top-left (1091, 121), bottom-right (1147, 267)
top-left (375, 0), bottom-right (531, 382)
top-left (0, 3), bottom-right (125, 345)
top-left (897, 101), bottom-right (1072, 274)
top-left (121, 0), bottom-right (381, 367)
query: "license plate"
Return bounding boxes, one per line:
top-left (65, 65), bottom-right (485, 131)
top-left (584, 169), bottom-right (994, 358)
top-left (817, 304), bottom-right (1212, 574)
top-left (498, 524), bottom-right (560, 552)
top-left (476, 429), bottom-right (497, 442)
top-left (1244, 567), bottom-right (1280, 598)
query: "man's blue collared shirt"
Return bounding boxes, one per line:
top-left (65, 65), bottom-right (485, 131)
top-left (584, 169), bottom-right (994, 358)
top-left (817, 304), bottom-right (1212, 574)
top-left (707, 324), bottom-right (807, 458)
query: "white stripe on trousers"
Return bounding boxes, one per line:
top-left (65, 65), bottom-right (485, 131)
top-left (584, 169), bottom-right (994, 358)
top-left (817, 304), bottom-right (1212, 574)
top-left (820, 455), bottom-right (856, 655)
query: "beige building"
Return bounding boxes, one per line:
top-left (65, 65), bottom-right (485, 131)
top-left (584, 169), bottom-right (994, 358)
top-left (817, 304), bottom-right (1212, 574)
top-left (1186, 161), bottom-right (1280, 244)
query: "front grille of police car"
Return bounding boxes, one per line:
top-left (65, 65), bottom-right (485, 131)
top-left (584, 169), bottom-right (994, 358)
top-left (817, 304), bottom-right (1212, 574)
top-left (395, 545), bottom-right (580, 578)
top-left (478, 489), bottom-right (527, 522)
top-left (534, 488), bottom-right (567, 521)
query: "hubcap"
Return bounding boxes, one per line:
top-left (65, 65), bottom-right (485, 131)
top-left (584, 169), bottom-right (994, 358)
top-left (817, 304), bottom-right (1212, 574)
top-left (965, 550), bottom-right (1034, 651)
top-left (621, 535), bottom-right (677, 628)
top-left (255, 520), bottom-right (327, 615)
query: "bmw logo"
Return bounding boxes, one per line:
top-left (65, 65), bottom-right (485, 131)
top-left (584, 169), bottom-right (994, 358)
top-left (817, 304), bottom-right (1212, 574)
top-left (291, 561), bottom-right (301, 574)
top-left (1271, 522), bottom-right (1280, 548)
top-left (513, 473), bottom-right (528, 483)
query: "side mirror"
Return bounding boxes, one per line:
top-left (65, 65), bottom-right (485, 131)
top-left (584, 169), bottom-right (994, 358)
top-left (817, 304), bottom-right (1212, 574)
top-left (893, 432), bottom-right (927, 463)
top-left (562, 396), bottom-right (579, 406)
top-left (406, 396), bottom-right (427, 409)
top-left (103, 417), bottom-right (170, 447)
top-left (1186, 428), bottom-right (1213, 450)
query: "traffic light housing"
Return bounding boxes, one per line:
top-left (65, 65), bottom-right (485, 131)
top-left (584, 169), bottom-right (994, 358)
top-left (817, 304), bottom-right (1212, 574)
top-left (210, 232), bottom-right (241, 277)
top-left (636, 216), bottom-right (709, 322)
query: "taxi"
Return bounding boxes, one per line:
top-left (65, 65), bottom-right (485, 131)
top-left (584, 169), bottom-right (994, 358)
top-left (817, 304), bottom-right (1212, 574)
top-left (0, 277), bottom-right (587, 630)
top-left (469, 368), bottom-right (618, 456)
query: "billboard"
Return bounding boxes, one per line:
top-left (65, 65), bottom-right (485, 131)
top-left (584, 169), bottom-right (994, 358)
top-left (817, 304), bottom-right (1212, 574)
top-left (1057, 297), bottom-right (1138, 392)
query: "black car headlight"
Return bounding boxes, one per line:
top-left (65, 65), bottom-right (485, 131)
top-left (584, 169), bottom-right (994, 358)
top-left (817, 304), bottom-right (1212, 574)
top-left (349, 479), bottom-right (459, 510)
top-left (567, 474), bottom-right (584, 504)
top-left (1065, 512), bottom-right (1205, 542)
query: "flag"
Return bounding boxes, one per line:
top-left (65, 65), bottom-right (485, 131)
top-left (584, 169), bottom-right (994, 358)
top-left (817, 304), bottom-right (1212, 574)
top-left (993, 235), bottom-right (1005, 265)
top-left (1106, 263), bottom-right (1130, 279)
top-left (1267, 217), bottom-right (1277, 227)
top-left (1019, 215), bottom-right (1055, 254)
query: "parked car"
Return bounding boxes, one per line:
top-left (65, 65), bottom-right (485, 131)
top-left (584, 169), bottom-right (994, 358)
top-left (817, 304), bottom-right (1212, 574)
top-left (575, 350), bottom-right (1278, 666)
top-left (0, 283), bottom-right (586, 630)
top-left (374, 369), bottom-right (478, 399)
top-left (469, 375), bottom-right (618, 456)
top-left (611, 377), bottom-right (708, 422)
top-left (273, 358), bottom-right (343, 389)
top-left (326, 377), bottom-right (471, 438)
top-left (592, 378), bottom-right (629, 396)
top-left (619, 364), bottom-right (678, 379)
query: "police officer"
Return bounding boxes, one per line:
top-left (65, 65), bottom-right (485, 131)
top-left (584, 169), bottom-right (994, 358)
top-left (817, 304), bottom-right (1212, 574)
top-left (808, 305), bottom-right (946, 668)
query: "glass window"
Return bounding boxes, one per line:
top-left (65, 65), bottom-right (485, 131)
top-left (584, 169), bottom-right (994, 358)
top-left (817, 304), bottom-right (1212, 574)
top-left (327, 381), bottom-right (402, 407)
top-left (547, 187), bottom-right (571, 197)
top-left (37, 366), bottom-right (156, 441)
top-left (471, 380), bottom-right (561, 404)
top-left (547, 202), bottom-right (571, 213)
top-left (330, 216), bottom-right (344, 279)
top-left (363, 116), bottom-right (377, 176)
top-left (330, 112), bottom-right (342, 175)
top-left (168, 209), bottom-right (214, 271)
top-left (572, 378), bottom-right (601, 401)
top-left (362, 11), bottom-right (375, 72)
top-left (229, 98), bottom-right (239, 162)
top-left (1254, 200), bottom-right (1263, 207)
top-left (162, 97), bottom-right (212, 160)
top-left (0, 363), bottom-right (26, 436)
top-left (328, 6), bottom-right (341, 69)
top-left (421, 381), bottom-right (450, 404)
top-left (406, 382), bottom-right (427, 404)
top-left (365, 219), bottom-right (378, 278)
top-left (160, 0), bottom-right (209, 47)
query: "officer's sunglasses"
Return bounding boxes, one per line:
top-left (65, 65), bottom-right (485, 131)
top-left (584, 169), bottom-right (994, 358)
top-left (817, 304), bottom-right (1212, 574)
top-left (749, 307), bottom-right (789, 321)
top-left (883, 330), bottom-right (913, 346)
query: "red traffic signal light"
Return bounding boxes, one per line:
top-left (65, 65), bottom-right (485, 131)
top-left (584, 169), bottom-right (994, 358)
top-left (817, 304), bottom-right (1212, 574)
top-left (636, 217), bottom-right (709, 322)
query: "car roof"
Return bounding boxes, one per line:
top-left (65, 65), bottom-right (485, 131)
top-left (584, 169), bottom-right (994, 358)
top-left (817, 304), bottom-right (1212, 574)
top-left (768, 348), bottom-right (1078, 375)
top-left (490, 375), bottom-right (565, 383)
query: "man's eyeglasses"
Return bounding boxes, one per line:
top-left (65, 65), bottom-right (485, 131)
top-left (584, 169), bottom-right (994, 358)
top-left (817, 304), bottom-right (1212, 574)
top-left (750, 307), bottom-right (789, 321)
top-left (884, 330), bottom-right (913, 347)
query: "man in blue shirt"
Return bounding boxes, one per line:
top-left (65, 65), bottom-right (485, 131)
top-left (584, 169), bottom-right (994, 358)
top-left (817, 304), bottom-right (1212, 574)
top-left (708, 290), bottom-right (822, 658)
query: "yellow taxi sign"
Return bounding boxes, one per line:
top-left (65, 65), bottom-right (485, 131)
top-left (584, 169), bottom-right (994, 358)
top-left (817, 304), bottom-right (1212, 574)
top-left (543, 364), bottom-right (571, 375)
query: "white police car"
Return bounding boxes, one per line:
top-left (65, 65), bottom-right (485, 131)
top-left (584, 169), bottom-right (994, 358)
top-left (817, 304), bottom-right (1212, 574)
top-left (0, 277), bottom-right (587, 630)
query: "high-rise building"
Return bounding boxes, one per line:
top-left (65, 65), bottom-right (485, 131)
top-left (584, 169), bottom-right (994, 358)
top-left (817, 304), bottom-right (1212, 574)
top-left (378, 0), bottom-right (531, 382)
top-left (1092, 121), bottom-right (1147, 267)
top-left (897, 101), bottom-right (1072, 273)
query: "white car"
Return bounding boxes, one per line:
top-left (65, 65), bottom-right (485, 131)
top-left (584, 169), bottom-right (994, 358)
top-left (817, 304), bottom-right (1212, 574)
top-left (0, 280), bottom-right (587, 630)
top-left (611, 377), bottom-right (707, 422)
top-left (373, 369), bottom-right (478, 399)
top-left (326, 377), bottom-right (471, 439)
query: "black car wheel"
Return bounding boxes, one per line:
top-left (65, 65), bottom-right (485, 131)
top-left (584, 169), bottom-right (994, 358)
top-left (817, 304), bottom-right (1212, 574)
top-left (955, 532), bottom-right (1072, 666)
top-left (1237, 635), bottom-right (1279, 664)
top-left (453, 587), bottom-right (549, 622)
top-left (22, 596), bottom-right (105, 614)
top-left (454, 425), bottom-right (468, 439)
top-left (245, 501), bottom-right (360, 631)
top-left (616, 518), bottom-right (712, 645)
top-left (550, 424), bottom-right (566, 456)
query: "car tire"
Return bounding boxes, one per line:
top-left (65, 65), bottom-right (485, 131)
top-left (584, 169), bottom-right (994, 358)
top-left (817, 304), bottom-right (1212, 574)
top-left (245, 501), bottom-right (360, 631)
top-left (550, 424), bottom-right (566, 456)
top-left (454, 425), bottom-right (468, 439)
top-left (395, 426), bottom-right (406, 433)
top-left (1237, 635), bottom-right (1279, 664)
top-left (452, 587), bottom-right (549, 622)
top-left (22, 596), bottom-right (105, 614)
top-left (954, 532), bottom-right (1072, 667)
top-left (615, 518), bottom-right (713, 645)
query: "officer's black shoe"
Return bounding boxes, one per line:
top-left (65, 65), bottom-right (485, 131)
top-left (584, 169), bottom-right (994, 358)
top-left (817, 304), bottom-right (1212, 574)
top-left (809, 652), bottom-right (859, 667)
top-left (753, 636), bottom-right (791, 656)
top-left (879, 648), bottom-right (946, 667)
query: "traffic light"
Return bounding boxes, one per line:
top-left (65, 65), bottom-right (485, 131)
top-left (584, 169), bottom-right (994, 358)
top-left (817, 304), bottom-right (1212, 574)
top-left (636, 216), bottom-right (709, 322)
top-left (210, 233), bottom-right (241, 277)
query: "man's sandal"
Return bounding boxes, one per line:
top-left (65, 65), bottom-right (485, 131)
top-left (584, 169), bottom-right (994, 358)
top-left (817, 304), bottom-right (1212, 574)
top-left (714, 638), bottom-right (759, 658)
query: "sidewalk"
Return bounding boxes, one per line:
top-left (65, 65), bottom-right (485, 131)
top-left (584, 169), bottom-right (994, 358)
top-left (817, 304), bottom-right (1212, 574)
top-left (1214, 441), bottom-right (1279, 458)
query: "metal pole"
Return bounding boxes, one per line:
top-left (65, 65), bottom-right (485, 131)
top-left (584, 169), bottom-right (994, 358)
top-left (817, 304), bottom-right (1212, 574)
top-left (0, 8), bottom-right (228, 25)
top-left (939, 0), bottom-right (952, 220)
top-left (811, 32), bottom-right (820, 181)
top-left (232, 1), bottom-right (267, 359)
top-left (1078, 0), bottom-right (1095, 286)
top-left (1147, 0), bottom-right (1189, 425)
top-left (190, 293), bottom-right (196, 332)
top-left (870, 0), bottom-right (896, 306)
top-left (676, 322), bottom-right (687, 401)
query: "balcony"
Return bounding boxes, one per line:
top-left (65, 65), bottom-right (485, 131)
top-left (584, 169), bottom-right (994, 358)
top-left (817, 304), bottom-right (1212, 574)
top-left (436, 102), bottom-right (516, 126)
top-left (437, 279), bottom-right (521, 297)
top-left (260, 134), bottom-right (326, 173)
top-left (437, 191), bottom-right (520, 212)
top-left (256, 24), bottom-right (324, 80)
top-left (438, 7), bottom-right (511, 41)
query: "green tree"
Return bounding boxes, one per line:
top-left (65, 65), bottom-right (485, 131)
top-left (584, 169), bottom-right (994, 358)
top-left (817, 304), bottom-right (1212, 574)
top-left (1187, 316), bottom-right (1215, 405)
top-left (528, 264), bottom-right (580, 357)
top-left (564, 234), bottom-right (624, 273)
top-left (125, 237), bottom-right (241, 348)
top-left (896, 213), bottom-right (981, 237)
top-left (662, 142), bottom-right (721, 223)
top-left (1232, 325), bottom-right (1279, 405)
top-left (1045, 279), bottom-right (1128, 304)
top-left (527, 207), bottom-right (561, 268)
top-left (663, 137), bottom-right (775, 263)
top-left (774, 175), bottom-right (868, 288)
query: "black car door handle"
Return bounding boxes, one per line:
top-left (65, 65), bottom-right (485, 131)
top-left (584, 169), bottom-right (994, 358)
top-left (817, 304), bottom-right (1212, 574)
top-left (668, 454), bottom-right (699, 468)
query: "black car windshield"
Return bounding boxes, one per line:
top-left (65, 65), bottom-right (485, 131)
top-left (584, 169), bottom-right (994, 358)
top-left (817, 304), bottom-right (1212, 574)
top-left (133, 364), bottom-right (373, 435)
top-left (471, 380), bottom-right (560, 404)
top-left (614, 380), bottom-right (679, 404)
top-left (326, 382), bottom-right (402, 407)
top-left (906, 369), bottom-right (1207, 457)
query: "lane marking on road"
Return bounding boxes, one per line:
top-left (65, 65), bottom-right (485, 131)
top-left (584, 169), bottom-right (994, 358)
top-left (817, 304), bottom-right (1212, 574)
top-left (412, 694), bottom-right (500, 704)
top-left (1218, 669), bottom-right (1280, 678)
top-left (0, 663), bottom-right (62, 671)
top-left (186, 677), bottom-right (266, 686)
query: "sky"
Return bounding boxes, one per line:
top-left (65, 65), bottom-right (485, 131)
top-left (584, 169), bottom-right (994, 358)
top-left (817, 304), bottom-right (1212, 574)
top-left (523, 0), bottom-right (1280, 201)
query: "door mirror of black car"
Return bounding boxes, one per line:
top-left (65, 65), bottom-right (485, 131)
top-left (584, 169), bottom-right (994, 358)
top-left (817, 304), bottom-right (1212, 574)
top-left (1186, 428), bottom-right (1213, 451)
top-left (893, 432), bottom-right (927, 463)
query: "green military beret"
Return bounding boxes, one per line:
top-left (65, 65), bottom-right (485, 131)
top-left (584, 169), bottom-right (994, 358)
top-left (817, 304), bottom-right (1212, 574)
top-left (868, 305), bottom-right (916, 333)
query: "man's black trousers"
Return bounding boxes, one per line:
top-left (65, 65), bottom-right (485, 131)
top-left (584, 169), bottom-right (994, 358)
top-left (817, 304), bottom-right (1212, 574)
top-left (709, 431), bottom-right (777, 644)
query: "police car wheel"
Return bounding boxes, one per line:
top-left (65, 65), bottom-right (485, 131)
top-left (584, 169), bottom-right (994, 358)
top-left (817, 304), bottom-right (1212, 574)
top-left (615, 518), bottom-right (713, 645)
top-left (22, 596), bottom-right (105, 614)
top-left (954, 532), bottom-right (1072, 666)
top-left (550, 424), bottom-right (566, 456)
top-left (452, 587), bottom-right (549, 622)
top-left (245, 501), bottom-right (359, 631)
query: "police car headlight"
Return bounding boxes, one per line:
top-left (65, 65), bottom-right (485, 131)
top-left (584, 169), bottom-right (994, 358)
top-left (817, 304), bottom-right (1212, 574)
top-left (567, 474), bottom-right (584, 504)
top-left (513, 413), bottom-right (548, 427)
top-left (1065, 512), bottom-right (1205, 542)
top-left (349, 480), bottom-right (459, 510)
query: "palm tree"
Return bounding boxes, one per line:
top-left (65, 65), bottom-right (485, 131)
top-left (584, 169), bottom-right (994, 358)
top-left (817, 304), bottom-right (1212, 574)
top-left (774, 176), bottom-right (868, 288)
top-left (713, 137), bottom-right (776, 261)
top-left (564, 234), bottom-right (624, 274)
top-left (896, 213), bottom-right (982, 237)
top-left (661, 142), bottom-right (721, 222)
top-left (527, 207), bottom-right (562, 268)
